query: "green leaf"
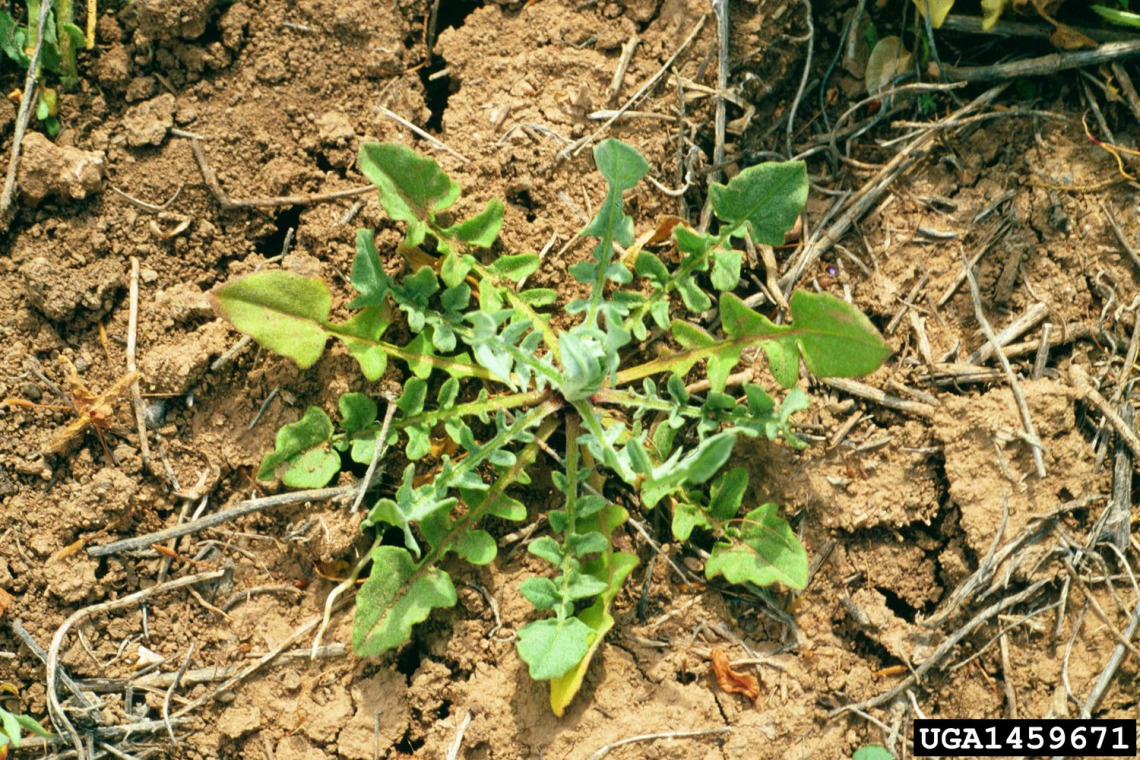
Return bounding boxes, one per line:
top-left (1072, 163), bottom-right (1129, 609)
top-left (0, 10), bottom-right (28, 66)
top-left (676, 275), bottom-right (712, 312)
top-left (396, 377), bottom-right (427, 415)
top-left (685, 432), bottom-right (737, 484)
top-left (1093, 4), bottom-right (1140, 27)
top-left (358, 143), bottom-right (461, 248)
top-left (622, 290), bottom-right (889, 390)
top-left (348, 229), bottom-right (391, 309)
top-left (565, 570), bottom-right (609, 600)
top-left (403, 332), bottom-right (436, 380)
top-left (784, 290), bottom-right (892, 381)
top-left (1, 710), bottom-right (20, 746)
top-left (451, 199), bottom-right (504, 248)
top-left (440, 252), bottom-right (469, 289)
top-left (709, 161), bottom-right (807, 246)
top-left (486, 492), bottom-right (527, 521)
top-left (581, 140), bottom-right (650, 326)
top-left (337, 306), bottom-right (391, 381)
top-left (709, 467), bottom-right (749, 521)
top-left (211, 272), bottom-right (331, 369)
top-left (672, 501), bottom-right (712, 541)
top-left (549, 551), bottom-right (638, 716)
top-left (13, 713), bottom-right (50, 739)
top-left (257, 407), bottom-right (340, 488)
top-left (454, 529), bottom-right (496, 565)
top-left (490, 253), bottom-right (540, 282)
top-left (710, 247), bottom-right (742, 291)
top-left (519, 288), bottom-right (557, 307)
top-left (705, 503), bottom-right (808, 590)
top-left (672, 321), bottom-right (734, 392)
top-left (516, 617), bottom-right (593, 680)
top-left (339, 393), bottom-right (378, 433)
top-left (853, 747), bottom-right (895, 760)
top-left (11, 715), bottom-right (50, 742)
top-left (593, 139), bottom-right (651, 198)
top-left (519, 577), bottom-right (561, 611)
top-left (354, 546), bottom-right (457, 657)
top-left (528, 536), bottom-right (563, 565)
top-left (350, 434), bottom-right (378, 465)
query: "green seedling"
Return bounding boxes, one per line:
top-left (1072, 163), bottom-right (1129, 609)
top-left (0, 701), bottom-right (51, 759)
top-left (1092, 3), bottom-right (1140, 27)
top-left (1, 0), bottom-right (90, 137)
top-left (212, 139), bottom-right (890, 714)
top-left (853, 746), bottom-right (894, 760)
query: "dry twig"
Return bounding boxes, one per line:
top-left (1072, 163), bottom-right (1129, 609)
top-left (962, 252), bottom-right (1047, 477)
top-left (557, 15), bottom-right (707, 161)
top-left (935, 39), bottom-right (1140, 83)
top-left (1070, 364), bottom-right (1140, 463)
top-left (188, 139), bottom-right (374, 210)
top-left (88, 485), bottom-right (366, 556)
top-left (780, 85), bottom-right (1009, 293)
top-left (376, 105), bottom-right (469, 163)
top-left (47, 571), bottom-right (226, 759)
top-left (0, 0), bottom-right (52, 227)
top-left (126, 258), bottom-right (151, 466)
top-left (584, 727), bottom-right (731, 760)
top-left (831, 580), bottom-right (1050, 717)
top-left (820, 378), bottom-right (936, 420)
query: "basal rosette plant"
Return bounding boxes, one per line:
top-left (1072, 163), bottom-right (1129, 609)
top-left (211, 139), bottom-right (890, 714)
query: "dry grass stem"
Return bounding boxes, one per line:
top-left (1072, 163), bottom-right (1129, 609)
top-left (962, 251), bottom-right (1047, 477)
top-left (188, 139), bottom-right (375, 209)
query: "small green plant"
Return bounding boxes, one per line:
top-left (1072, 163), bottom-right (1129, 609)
top-left (211, 139), bottom-right (890, 714)
top-left (853, 745), bottom-right (894, 760)
top-left (1092, 3), bottom-right (1140, 27)
top-left (1, 0), bottom-right (90, 136)
top-left (0, 701), bottom-right (51, 758)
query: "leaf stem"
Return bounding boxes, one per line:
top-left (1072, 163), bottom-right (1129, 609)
top-left (557, 414), bottom-right (581, 618)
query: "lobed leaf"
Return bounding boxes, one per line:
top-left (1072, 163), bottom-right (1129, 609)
top-left (708, 467), bottom-right (749, 521)
top-left (548, 551), bottom-right (638, 715)
top-left (709, 161), bottom-right (808, 246)
top-left (257, 406), bottom-right (339, 488)
top-left (358, 143), bottom-right (460, 248)
top-left (353, 546), bottom-right (457, 657)
top-left (336, 306), bottom-right (391, 381)
top-left (348, 229), bottom-right (391, 309)
top-left (705, 504), bottom-right (808, 590)
top-left (448, 199), bottom-right (505, 249)
top-left (620, 291), bottom-right (889, 391)
top-left (672, 501), bottom-right (711, 542)
top-left (454, 528), bottom-right (496, 565)
top-left (339, 393), bottom-right (378, 434)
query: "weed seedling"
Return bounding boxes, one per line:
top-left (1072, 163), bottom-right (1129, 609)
top-left (212, 139), bottom-right (890, 713)
top-left (3, 356), bottom-right (138, 461)
top-left (0, 699), bottom-right (51, 758)
top-left (1, 0), bottom-right (92, 136)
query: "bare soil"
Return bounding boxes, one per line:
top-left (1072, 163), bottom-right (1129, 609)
top-left (1, 1), bottom-right (1138, 758)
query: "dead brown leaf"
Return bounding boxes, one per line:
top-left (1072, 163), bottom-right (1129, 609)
top-left (710, 648), bottom-right (759, 700)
